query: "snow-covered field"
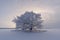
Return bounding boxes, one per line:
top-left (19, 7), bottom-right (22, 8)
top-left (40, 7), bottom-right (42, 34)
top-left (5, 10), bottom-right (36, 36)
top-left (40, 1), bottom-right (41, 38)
top-left (0, 29), bottom-right (60, 40)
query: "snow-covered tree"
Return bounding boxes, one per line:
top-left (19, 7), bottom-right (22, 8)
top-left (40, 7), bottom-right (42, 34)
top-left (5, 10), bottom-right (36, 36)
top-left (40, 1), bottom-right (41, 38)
top-left (13, 11), bottom-right (43, 31)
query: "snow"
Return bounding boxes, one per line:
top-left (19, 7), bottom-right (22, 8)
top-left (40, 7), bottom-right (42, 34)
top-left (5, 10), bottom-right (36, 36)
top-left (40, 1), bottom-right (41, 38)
top-left (0, 29), bottom-right (60, 40)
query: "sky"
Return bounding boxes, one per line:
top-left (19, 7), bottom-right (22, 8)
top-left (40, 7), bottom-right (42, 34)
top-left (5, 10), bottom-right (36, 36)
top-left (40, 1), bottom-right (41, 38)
top-left (0, 0), bottom-right (60, 28)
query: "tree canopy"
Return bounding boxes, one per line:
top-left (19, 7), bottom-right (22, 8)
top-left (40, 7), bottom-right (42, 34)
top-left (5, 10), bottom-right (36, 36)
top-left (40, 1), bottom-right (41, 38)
top-left (13, 11), bottom-right (43, 31)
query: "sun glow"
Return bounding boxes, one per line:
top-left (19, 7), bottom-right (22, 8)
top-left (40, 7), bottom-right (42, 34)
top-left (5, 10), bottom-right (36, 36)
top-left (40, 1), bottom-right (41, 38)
top-left (32, 9), bottom-right (50, 21)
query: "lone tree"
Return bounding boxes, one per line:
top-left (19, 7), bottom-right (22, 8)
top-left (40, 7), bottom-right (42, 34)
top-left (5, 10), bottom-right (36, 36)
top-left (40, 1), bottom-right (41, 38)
top-left (13, 11), bottom-right (43, 32)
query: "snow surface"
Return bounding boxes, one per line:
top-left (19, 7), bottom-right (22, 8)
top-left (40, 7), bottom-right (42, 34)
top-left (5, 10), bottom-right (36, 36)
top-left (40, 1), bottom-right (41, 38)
top-left (0, 29), bottom-right (60, 40)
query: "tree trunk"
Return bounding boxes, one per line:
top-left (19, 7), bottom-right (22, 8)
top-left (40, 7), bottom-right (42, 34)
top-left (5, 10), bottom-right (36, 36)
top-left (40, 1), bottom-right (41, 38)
top-left (30, 27), bottom-right (32, 32)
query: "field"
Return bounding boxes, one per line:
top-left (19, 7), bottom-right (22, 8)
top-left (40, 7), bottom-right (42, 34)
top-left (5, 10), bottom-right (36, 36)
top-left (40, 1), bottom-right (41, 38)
top-left (0, 29), bottom-right (60, 40)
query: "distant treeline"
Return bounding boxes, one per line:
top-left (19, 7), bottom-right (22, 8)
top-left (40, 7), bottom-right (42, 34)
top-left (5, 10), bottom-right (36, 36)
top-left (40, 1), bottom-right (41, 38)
top-left (0, 28), bottom-right (16, 29)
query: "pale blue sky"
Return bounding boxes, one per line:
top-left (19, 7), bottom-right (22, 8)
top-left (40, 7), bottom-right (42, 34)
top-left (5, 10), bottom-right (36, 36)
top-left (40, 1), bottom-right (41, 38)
top-left (0, 0), bottom-right (60, 28)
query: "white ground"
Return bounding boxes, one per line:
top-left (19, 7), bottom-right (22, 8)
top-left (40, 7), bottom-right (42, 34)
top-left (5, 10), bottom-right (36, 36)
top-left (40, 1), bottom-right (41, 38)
top-left (0, 29), bottom-right (60, 40)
